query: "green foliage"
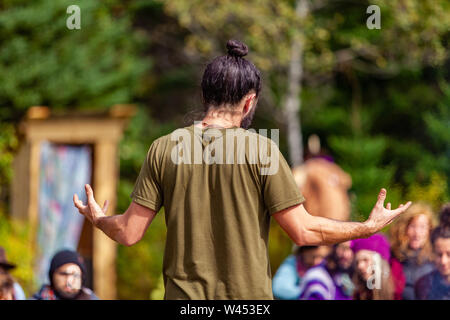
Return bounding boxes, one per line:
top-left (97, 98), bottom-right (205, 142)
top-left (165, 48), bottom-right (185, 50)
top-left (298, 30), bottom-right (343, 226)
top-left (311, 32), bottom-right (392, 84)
top-left (0, 0), bottom-right (150, 119)
top-left (116, 210), bottom-right (166, 300)
top-left (0, 0), bottom-right (151, 213)
top-left (159, 0), bottom-right (449, 91)
top-left (0, 0), bottom-right (153, 299)
top-left (268, 221), bottom-right (295, 274)
top-left (118, 107), bottom-right (176, 192)
top-left (0, 213), bottom-right (36, 297)
top-left (149, 274), bottom-right (165, 300)
top-left (406, 172), bottom-right (449, 212)
top-left (328, 135), bottom-right (402, 220)
top-left (0, 124), bottom-right (18, 212)
top-left (116, 107), bottom-right (174, 299)
top-left (422, 81), bottom-right (450, 189)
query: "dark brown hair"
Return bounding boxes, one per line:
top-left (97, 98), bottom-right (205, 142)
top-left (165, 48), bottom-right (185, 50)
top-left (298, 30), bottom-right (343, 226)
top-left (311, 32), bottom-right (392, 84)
top-left (431, 225), bottom-right (450, 246)
top-left (201, 40), bottom-right (261, 110)
top-left (438, 203), bottom-right (450, 228)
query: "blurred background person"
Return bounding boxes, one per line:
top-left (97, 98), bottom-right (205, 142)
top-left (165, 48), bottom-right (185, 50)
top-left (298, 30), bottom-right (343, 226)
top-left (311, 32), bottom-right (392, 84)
top-left (0, 246), bottom-right (26, 300)
top-left (272, 245), bottom-right (330, 300)
top-left (0, 273), bottom-right (15, 300)
top-left (351, 234), bottom-right (395, 300)
top-left (298, 241), bottom-right (355, 300)
top-left (31, 249), bottom-right (98, 300)
top-left (415, 224), bottom-right (450, 300)
top-left (389, 203), bottom-right (436, 299)
top-left (292, 134), bottom-right (352, 222)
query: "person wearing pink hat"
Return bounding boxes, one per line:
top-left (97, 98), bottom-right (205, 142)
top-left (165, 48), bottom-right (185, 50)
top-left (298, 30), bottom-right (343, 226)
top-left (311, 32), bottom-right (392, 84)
top-left (351, 234), bottom-right (395, 300)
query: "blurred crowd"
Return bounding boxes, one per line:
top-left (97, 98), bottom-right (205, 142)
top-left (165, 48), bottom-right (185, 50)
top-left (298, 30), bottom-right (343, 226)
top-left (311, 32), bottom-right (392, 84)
top-left (1, 202), bottom-right (449, 300)
top-left (273, 202), bottom-right (450, 300)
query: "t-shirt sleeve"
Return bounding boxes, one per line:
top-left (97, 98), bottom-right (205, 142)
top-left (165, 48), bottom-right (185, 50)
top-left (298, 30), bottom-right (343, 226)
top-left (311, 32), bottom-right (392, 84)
top-left (261, 140), bottom-right (305, 215)
top-left (130, 139), bottom-right (163, 212)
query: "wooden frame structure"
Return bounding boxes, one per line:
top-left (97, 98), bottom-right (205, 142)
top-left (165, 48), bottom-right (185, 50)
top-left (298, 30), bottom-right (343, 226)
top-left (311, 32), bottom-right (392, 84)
top-left (11, 105), bottom-right (136, 300)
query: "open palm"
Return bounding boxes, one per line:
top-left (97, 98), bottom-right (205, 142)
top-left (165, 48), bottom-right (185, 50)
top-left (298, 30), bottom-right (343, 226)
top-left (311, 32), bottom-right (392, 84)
top-left (73, 184), bottom-right (109, 226)
top-left (367, 188), bottom-right (411, 232)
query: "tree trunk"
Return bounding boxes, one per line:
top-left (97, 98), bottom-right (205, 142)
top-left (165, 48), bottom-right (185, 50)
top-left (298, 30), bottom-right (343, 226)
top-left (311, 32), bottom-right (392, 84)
top-left (283, 0), bottom-right (309, 167)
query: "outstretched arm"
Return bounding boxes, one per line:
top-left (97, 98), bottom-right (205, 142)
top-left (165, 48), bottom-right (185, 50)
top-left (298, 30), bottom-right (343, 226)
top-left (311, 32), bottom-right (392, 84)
top-left (273, 188), bottom-right (411, 246)
top-left (73, 184), bottom-right (157, 246)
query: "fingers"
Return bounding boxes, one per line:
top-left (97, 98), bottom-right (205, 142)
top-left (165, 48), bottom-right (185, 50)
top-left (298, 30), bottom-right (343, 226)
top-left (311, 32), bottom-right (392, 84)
top-left (73, 193), bottom-right (89, 215)
top-left (102, 199), bottom-right (109, 213)
top-left (84, 184), bottom-right (110, 215)
top-left (392, 201), bottom-right (412, 216)
top-left (383, 202), bottom-right (408, 227)
top-left (73, 193), bottom-right (80, 206)
top-left (73, 193), bottom-right (85, 209)
top-left (85, 184), bottom-right (100, 211)
top-left (85, 184), bottom-right (95, 203)
top-left (401, 201), bottom-right (412, 211)
top-left (376, 188), bottom-right (387, 207)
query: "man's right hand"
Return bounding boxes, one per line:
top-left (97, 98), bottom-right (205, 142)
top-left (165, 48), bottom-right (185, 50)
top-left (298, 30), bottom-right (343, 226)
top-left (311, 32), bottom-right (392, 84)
top-left (364, 188), bottom-right (412, 235)
top-left (73, 184), bottom-right (109, 227)
top-left (273, 187), bottom-right (412, 247)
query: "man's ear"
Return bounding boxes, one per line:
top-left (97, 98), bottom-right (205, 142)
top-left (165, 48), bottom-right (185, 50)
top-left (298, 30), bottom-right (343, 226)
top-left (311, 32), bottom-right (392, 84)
top-left (243, 94), bottom-right (256, 116)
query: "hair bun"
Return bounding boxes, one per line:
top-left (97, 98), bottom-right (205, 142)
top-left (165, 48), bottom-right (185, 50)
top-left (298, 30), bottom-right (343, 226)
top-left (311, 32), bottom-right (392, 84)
top-left (226, 40), bottom-right (248, 58)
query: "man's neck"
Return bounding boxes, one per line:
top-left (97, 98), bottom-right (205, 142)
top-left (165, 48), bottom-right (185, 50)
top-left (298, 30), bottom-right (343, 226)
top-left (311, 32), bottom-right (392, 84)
top-left (197, 119), bottom-right (238, 129)
top-left (198, 106), bottom-right (242, 129)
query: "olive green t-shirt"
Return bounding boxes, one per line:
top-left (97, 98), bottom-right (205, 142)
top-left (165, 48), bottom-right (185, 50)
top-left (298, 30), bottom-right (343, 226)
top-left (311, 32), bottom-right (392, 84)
top-left (130, 124), bottom-right (305, 299)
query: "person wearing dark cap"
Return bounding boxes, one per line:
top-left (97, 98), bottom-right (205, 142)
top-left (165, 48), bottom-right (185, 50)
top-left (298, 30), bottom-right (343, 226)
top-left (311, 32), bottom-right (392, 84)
top-left (0, 246), bottom-right (26, 300)
top-left (31, 249), bottom-right (98, 300)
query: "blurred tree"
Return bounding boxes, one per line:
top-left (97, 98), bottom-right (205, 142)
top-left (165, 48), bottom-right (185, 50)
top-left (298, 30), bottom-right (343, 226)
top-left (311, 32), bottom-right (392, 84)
top-left (0, 0), bottom-right (149, 120)
top-left (158, 0), bottom-right (449, 162)
top-left (0, 0), bottom-right (151, 204)
top-left (328, 135), bottom-right (402, 220)
top-left (0, 123), bottom-right (18, 212)
top-left (422, 80), bottom-right (450, 186)
top-left (406, 172), bottom-right (449, 213)
top-left (116, 211), bottom-right (167, 300)
top-left (0, 0), bottom-right (152, 299)
top-left (115, 107), bottom-right (174, 299)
